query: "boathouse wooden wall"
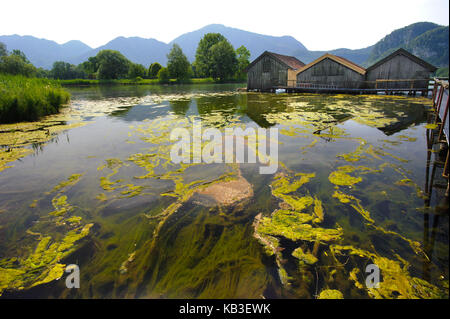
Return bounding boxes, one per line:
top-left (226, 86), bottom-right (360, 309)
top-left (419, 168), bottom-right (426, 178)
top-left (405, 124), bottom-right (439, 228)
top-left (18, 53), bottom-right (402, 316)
top-left (247, 55), bottom-right (289, 90)
top-left (366, 54), bottom-right (433, 89)
top-left (296, 58), bottom-right (365, 89)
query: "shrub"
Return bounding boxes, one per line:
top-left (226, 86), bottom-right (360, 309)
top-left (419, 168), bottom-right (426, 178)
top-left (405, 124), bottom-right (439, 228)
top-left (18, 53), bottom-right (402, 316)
top-left (157, 67), bottom-right (170, 84)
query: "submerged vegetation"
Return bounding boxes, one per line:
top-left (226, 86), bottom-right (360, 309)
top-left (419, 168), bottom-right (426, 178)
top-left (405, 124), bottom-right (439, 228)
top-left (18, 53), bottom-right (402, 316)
top-left (0, 173), bottom-right (92, 295)
top-left (0, 88), bottom-right (448, 299)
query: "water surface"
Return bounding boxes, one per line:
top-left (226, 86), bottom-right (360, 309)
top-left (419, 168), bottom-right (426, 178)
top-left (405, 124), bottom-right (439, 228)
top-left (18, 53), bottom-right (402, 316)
top-left (0, 84), bottom-right (448, 299)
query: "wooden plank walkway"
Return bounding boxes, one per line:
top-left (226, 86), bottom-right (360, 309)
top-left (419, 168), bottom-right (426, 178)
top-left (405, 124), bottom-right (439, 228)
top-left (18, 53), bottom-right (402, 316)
top-left (271, 86), bottom-right (431, 95)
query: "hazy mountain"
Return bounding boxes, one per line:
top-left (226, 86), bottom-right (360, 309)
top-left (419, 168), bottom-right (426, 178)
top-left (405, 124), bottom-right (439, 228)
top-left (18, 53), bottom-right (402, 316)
top-left (292, 46), bottom-right (374, 66)
top-left (1, 22), bottom-right (447, 70)
top-left (170, 24), bottom-right (308, 61)
top-left (0, 35), bottom-right (92, 69)
top-left (71, 36), bottom-right (170, 66)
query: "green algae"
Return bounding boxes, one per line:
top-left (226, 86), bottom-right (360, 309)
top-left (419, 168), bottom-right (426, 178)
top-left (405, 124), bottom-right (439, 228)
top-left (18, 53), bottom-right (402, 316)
top-left (119, 252), bottom-right (136, 275)
top-left (318, 289), bottom-right (344, 299)
top-left (50, 173), bottom-right (83, 193)
top-left (0, 223), bottom-right (93, 295)
top-left (368, 224), bottom-right (424, 257)
top-left (395, 178), bottom-right (415, 187)
top-left (332, 190), bottom-right (374, 223)
top-left (271, 173), bottom-right (313, 197)
top-left (292, 247), bottom-right (318, 265)
top-left (256, 184), bottom-right (343, 244)
top-left (96, 193), bottom-right (108, 201)
top-left (328, 170), bottom-right (362, 186)
top-left (0, 112), bottom-right (88, 174)
top-left (337, 142), bottom-right (367, 162)
top-left (66, 216), bottom-right (82, 224)
top-left (1, 90), bottom-right (446, 299)
top-left (0, 147), bottom-right (33, 172)
top-left (49, 195), bottom-right (72, 217)
top-left (31, 263), bottom-right (66, 287)
top-left (120, 184), bottom-right (144, 198)
top-left (132, 205), bottom-right (270, 298)
top-left (270, 172), bottom-right (316, 211)
top-left (331, 245), bottom-right (447, 299)
top-left (425, 123), bottom-right (438, 130)
top-left (257, 215), bottom-right (343, 243)
top-left (396, 135), bottom-right (417, 142)
top-left (313, 196), bottom-right (324, 222)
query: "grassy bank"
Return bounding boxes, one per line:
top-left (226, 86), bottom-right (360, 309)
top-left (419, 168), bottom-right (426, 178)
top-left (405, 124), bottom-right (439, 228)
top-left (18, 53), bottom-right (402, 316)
top-left (0, 74), bottom-right (70, 123)
top-left (58, 77), bottom-right (245, 86)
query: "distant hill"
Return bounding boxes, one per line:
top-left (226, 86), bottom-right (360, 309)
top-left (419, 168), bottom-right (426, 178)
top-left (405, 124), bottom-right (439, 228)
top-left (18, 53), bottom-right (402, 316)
top-left (405, 26), bottom-right (449, 67)
top-left (170, 24), bottom-right (308, 61)
top-left (292, 46), bottom-right (374, 66)
top-left (365, 22), bottom-right (447, 67)
top-left (70, 36), bottom-right (170, 66)
top-left (0, 22), bottom-right (448, 70)
top-left (0, 35), bottom-right (91, 69)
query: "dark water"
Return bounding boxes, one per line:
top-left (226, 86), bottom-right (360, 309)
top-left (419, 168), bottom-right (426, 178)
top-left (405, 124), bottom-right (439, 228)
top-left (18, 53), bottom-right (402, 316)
top-left (0, 84), bottom-right (448, 298)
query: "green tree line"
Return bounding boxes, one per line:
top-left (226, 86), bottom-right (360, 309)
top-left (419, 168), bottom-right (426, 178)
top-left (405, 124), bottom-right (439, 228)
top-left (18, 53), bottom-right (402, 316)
top-left (0, 33), bottom-right (252, 83)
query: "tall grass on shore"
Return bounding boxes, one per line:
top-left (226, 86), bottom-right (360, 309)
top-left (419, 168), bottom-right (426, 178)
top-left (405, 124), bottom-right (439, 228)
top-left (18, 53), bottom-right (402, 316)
top-left (0, 74), bottom-right (70, 123)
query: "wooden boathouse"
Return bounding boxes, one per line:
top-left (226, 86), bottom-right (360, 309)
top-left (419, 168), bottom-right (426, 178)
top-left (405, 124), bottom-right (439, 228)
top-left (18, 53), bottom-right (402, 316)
top-left (365, 48), bottom-right (437, 89)
top-left (296, 53), bottom-right (366, 89)
top-left (246, 51), bottom-right (305, 91)
top-left (246, 48), bottom-right (437, 95)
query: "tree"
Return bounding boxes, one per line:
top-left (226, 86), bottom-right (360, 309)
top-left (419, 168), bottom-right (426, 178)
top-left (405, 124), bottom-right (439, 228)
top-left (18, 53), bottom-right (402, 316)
top-left (148, 62), bottom-right (162, 79)
top-left (194, 33), bottom-right (227, 77)
top-left (96, 50), bottom-right (130, 80)
top-left (35, 67), bottom-right (50, 78)
top-left (167, 44), bottom-right (191, 82)
top-left (11, 50), bottom-right (30, 63)
top-left (0, 42), bottom-right (7, 57)
top-left (236, 45), bottom-right (251, 80)
top-left (78, 57), bottom-right (98, 79)
top-left (0, 53), bottom-right (36, 77)
top-left (128, 63), bottom-right (147, 79)
top-left (50, 61), bottom-right (84, 79)
top-left (209, 40), bottom-right (238, 81)
top-left (157, 67), bottom-right (170, 84)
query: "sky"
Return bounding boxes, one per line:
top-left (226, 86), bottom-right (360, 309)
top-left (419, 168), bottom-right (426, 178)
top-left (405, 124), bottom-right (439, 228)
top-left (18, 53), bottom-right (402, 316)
top-left (1, 0), bottom-right (448, 50)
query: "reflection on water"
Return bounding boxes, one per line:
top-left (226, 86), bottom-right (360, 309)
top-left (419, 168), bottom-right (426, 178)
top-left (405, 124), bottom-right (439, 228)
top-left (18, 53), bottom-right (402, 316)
top-left (0, 84), bottom-right (448, 299)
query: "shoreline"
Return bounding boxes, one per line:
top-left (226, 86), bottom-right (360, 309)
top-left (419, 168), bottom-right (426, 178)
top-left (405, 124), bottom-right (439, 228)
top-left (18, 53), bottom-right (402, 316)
top-left (59, 78), bottom-right (246, 87)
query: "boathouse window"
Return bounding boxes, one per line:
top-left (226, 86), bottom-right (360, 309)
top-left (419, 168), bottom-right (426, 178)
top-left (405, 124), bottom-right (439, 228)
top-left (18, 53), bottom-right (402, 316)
top-left (263, 59), bottom-right (271, 73)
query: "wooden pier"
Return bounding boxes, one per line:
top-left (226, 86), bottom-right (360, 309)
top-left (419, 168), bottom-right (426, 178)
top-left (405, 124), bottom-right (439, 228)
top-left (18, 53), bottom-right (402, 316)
top-left (427, 78), bottom-right (449, 197)
top-left (265, 79), bottom-right (433, 96)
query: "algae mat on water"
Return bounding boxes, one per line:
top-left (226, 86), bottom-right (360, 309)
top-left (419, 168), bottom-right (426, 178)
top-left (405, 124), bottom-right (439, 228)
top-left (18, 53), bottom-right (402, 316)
top-left (0, 88), bottom-right (448, 298)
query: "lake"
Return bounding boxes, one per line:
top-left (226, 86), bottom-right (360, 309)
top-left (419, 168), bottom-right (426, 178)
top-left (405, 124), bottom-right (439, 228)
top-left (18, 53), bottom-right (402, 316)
top-left (0, 84), bottom-right (448, 299)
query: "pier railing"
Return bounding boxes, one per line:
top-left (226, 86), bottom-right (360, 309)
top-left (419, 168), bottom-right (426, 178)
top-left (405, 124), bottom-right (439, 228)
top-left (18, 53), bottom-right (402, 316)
top-left (286, 78), bottom-right (433, 91)
top-left (428, 77), bottom-right (449, 196)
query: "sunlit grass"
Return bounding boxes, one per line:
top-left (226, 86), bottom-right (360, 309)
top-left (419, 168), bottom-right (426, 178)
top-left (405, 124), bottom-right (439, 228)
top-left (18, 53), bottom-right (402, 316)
top-left (0, 74), bottom-right (70, 123)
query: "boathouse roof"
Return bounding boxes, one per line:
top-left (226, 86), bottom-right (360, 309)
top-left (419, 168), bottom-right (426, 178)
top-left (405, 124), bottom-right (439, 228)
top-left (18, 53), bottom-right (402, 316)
top-left (296, 53), bottom-right (366, 75)
top-left (366, 48), bottom-right (437, 72)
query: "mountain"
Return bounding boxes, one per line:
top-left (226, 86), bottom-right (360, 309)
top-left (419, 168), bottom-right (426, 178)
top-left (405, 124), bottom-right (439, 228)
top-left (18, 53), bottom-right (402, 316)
top-left (170, 24), bottom-right (308, 61)
top-left (405, 26), bottom-right (449, 67)
top-left (71, 36), bottom-right (170, 66)
top-left (291, 46), bottom-right (374, 66)
top-left (365, 22), bottom-right (444, 66)
top-left (0, 35), bottom-right (91, 69)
